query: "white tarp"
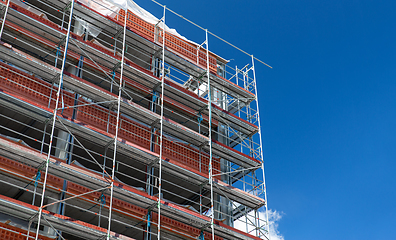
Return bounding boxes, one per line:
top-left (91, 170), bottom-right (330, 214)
top-left (126, 0), bottom-right (192, 43)
top-left (77, 0), bottom-right (195, 44)
top-left (77, 0), bottom-right (121, 18)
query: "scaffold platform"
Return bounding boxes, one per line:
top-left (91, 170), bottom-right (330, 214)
top-left (0, 0), bottom-right (270, 239)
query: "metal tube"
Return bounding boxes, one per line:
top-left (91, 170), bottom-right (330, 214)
top-left (251, 55), bottom-right (270, 239)
top-left (157, 5), bottom-right (166, 239)
top-left (42, 186), bottom-right (110, 209)
top-left (206, 29), bottom-right (215, 240)
top-left (40, 120), bottom-right (49, 154)
top-left (106, 8), bottom-right (128, 240)
top-left (33, 1), bottom-right (75, 239)
top-left (0, 0), bottom-right (10, 40)
top-left (200, 185), bottom-right (202, 214)
top-left (61, 9), bottom-right (65, 31)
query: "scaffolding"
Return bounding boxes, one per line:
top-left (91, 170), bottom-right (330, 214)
top-left (0, 0), bottom-right (270, 239)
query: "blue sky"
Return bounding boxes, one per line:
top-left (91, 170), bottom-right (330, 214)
top-left (136, 1), bottom-right (396, 239)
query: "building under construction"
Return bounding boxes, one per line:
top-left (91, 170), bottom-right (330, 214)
top-left (0, 0), bottom-right (269, 239)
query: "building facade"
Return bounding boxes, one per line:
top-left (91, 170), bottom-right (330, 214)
top-left (0, 0), bottom-right (269, 239)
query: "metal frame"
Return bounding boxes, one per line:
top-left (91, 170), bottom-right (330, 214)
top-left (34, 1), bottom-right (76, 238)
top-left (0, 0), bottom-right (270, 239)
top-left (157, 4), bottom-right (166, 239)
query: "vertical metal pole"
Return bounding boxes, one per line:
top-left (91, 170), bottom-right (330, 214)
top-left (33, 1), bottom-right (75, 239)
top-left (61, 10), bottom-right (65, 31)
top-left (199, 185), bottom-right (202, 214)
top-left (243, 169), bottom-right (248, 232)
top-left (40, 121), bottom-right (49, 154)
top-left (255, 209), bottom-right (259, 236)
top-left (196, 47), bottom-right (199, 65)
top-left (147, 59), bottom-right (158, 240)
top-left (106, 9), bottom-right (127, 240)
top-left (251, 55), bottom-right (270, 239)
top-left (205, 29), bottom-right (215, 240)
top-left (157, 5), bottom-right (166, 240)
top-left (0, 0), bottom-right (10, 40)
top-left (113, 38), bottom-right (117, 56)
top-left (147, 89), bottom-right (158, 239)
top-left (236, 66), bottom-right (239, 86)
top-left (235, 66), bottom-right (244, 153)
top-left (199, 147), bottom-right (202, 172)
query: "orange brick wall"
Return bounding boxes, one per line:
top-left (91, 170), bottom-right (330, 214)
top-left (116, 10), bottom-right (218, 73)
top-left (0, 63), bottom-right (221, 179)
top-left (0, 222), bottom-right (54, 240)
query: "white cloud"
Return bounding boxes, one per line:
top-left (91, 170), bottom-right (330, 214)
top-left (234, 208), bottom-right (284, 240)
top-left (267, 209), bottom-right (285, 240)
